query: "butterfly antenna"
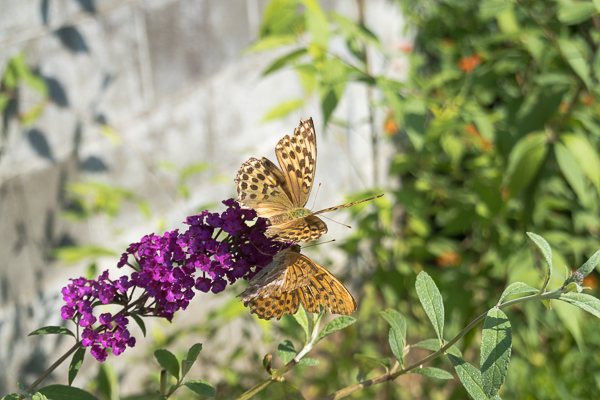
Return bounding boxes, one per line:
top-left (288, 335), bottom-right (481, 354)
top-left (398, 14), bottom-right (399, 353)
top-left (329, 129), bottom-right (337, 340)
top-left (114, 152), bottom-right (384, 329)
top-left (302, 239), bottom-right (336, 249)
top-left (320, 214), bottom-right (352, 229)
top-left (311, 182), bottom-right (322, 210)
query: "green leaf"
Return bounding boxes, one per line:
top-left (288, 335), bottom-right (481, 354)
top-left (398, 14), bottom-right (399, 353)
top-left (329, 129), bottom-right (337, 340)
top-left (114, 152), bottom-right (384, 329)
top-left (259, 0), bottom-right (304, 37)
top-left (558, 38), bottom-right (592, 89)
top-left (184, 380), bottom-right (215, 397)
top-left (498, 282), bottom-right (539, 304)
top-left (96, 364), bottom-right (118, 400)
top-left (562, 133), bottom-right (600, 196)
top-left (68, 347), bottom-right (85, 386)
top-left (317, 316), bottom-right (356, 342)
top-left (302, 0), bottom-right (329, 48)
top-left (20, 103), bottom-right (45, 126)
top-left (480, 308), bottom-right (512, 397)
top-left (277, 340), bottom-right (296, 364)
top-left (293, 306), bottom-right (310, 341)
top-left (448, 355), bottom-right (489, 400)
top-left (559, 292), bottom-right (600, 319)
top-left (28, 326), bottom-right (75, 337)
top-left (354, 354), bottom-right (388, 380)
top-left (262, 381), bottom-right (304, 399)
top-left (182, 343), bottom-right (203, 377)
top-left (576, 250), bottom-right (600, 278)
top-left (503, 133), bottom-right (548, 198)
top-left (297, 357), bottom-right (319, 367)
top-left (262, 98), bottom-right (305, 122)
top-left (415, 272), bottom-right (445, 342)
top-left (37, 385), bottom-right (97, 400)
top-left (558, 1), bottom-right (597, 24)
top-left (263, 48), bottom-right (307, 76)
top-left (554, 142), bottom-right (592, 206)
top-left (130, 314), bottom-right (146, 337)
top-left (380, 309), bottom-right (407, 362)
top-left (412, 367), bottom-right (454, 380)
top-left (247, 35), bottom-right (297, 53)
top-left (526, 232), bottom-right (553, 289)
top-left (32, 394), bottom-right (49, 400)
top-left (2, 394), bottom-right (21, 400)
top-left (154, 349), bottom-right (180, 380)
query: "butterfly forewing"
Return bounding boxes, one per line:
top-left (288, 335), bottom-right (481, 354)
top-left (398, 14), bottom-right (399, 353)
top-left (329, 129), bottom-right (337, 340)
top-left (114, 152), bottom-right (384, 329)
top-left (275, 118), bottom-right (317, 208)
top-left (240, 247), bottom-right (356, 320)
top-left (266, 215), bottom-right (327, 242)
top-left (235, 157), bottom-right (293, 218)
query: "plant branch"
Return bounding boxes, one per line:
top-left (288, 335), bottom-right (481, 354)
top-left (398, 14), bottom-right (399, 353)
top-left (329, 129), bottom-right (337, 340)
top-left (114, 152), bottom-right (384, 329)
top-left (27, 342), bottom-right (81, 393)
top-left (323, 289), bottom-right (564, 399)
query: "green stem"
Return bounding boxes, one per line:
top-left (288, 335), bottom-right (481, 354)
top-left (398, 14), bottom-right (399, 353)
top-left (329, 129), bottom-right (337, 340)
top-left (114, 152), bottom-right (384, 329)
top-left (237, 313), bottom-right (323, 400)
top-left (27, 342), bottom-right (81, 393)
top-left (323, 289), bottom-right (564, 399)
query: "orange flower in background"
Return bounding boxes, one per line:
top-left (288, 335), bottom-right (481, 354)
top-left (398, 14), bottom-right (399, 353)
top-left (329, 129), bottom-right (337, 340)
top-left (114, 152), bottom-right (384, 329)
top-left (580, 93), bottom-right (594, 106)
top-left (384, 111), bottom-right (399, 136)
top-left (436, 251), bottom-right (461, 267)
top-left (458, 54), bottom-right (482, 73)
top-left (396, 39), bottom-right (414, 53)
top-left (583, 274), bottom-right (598, 290)
top-left (464, 123), bottom-right (493, 151)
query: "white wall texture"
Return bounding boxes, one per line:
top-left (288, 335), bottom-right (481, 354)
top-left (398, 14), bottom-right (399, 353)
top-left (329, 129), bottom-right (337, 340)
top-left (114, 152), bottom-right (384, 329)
top-left (0, 0), bottom-right (407, 394)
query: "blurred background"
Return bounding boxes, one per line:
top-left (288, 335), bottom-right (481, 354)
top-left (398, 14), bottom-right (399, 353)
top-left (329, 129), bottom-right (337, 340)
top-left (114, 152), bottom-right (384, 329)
top-left (1, 0), bottom-right (600, 398)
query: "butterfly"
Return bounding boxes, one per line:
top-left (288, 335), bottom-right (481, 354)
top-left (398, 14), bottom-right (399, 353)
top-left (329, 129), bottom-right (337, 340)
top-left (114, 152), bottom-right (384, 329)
top-left (240, 244), bottom-right (356, 320)
top-left (235, 117), bottom-right (382, 242)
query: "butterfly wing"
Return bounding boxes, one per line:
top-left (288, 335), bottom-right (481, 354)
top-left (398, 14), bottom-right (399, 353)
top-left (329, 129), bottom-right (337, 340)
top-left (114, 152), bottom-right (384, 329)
top-left (235, 157), bottom-right (294, 218)
top-left (275, 118), bottom-right (317, 208)
top-left (241, 247), bottom-right (356, 320)
top-left (267, 215), bottom-right (328, 243)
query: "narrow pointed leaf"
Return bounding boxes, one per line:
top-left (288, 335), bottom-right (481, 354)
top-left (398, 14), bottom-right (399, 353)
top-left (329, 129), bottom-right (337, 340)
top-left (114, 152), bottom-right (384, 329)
top-left (68, 347), bottom-right (85, 386)
top-left (317, 316), bottom-right (356, 342)
top-left (498, 282), bottom-right (538, 304)
top-left (480, 308), bottom-right (512, 397)
top-left (130, 314), bottom-right (146, 337)
top-left (526, 232), bottom-right (553, 288)
top-left (448, 355), bottom-right (489, 400)
top-left (559, 292), bottom-right (600, 319)
top-left (412, 367), bottom-right (453, 380)
top-left (29, 326), bottom-right (75, 337)
top-left (154, 349), bottom-right (180, 380)
top-left (380, 309), bottom-right (407, 362)
top-left (415, 272), bottom-right (445, 342)
top-left (182, 343), bottom-right (203, 377)
top-left (575, 250), bottom-right (600, 278)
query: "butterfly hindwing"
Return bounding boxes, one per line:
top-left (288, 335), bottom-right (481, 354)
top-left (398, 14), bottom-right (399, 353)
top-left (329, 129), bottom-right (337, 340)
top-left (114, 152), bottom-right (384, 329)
top-left (266, 215), bottom-right (327, 243)
top-left (241, 247), bottom-right (356, 320)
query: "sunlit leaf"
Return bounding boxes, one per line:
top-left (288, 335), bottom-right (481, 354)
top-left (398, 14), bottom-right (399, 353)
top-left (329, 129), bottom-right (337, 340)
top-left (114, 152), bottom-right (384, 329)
top-left (448, 355), bottom-right (488, 400)
top-left (480, 308), bottom-right (512, 397)
top-left (317, 316), bottom-right (356, 342)
top-left (559, 292), bottom-right (600, 319)
top-left (262, 98), bottom-right (305, 122)
top-left (412, 367), bottom-right (453, 380)
top-left (415, 272), bottom-right (445, 343)
top-left (575, 250), bottom-right (600, 278)
top-left (498, 282), bottom-right (539, 304)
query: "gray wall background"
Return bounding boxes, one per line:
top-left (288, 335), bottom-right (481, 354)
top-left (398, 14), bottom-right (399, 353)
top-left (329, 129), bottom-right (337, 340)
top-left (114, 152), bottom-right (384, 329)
top-left (0, 0), bottom-right (407, 394)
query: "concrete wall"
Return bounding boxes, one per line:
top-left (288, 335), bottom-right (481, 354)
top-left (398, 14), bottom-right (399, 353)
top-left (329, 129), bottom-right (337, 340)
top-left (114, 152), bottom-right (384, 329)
top-left (0, 0), bottom-right (407, 394)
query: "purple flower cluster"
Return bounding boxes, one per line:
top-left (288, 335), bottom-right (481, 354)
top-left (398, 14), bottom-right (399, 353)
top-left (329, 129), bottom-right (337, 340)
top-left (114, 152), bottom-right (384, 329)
top-left (61, 199), bottom-right (285, 361)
